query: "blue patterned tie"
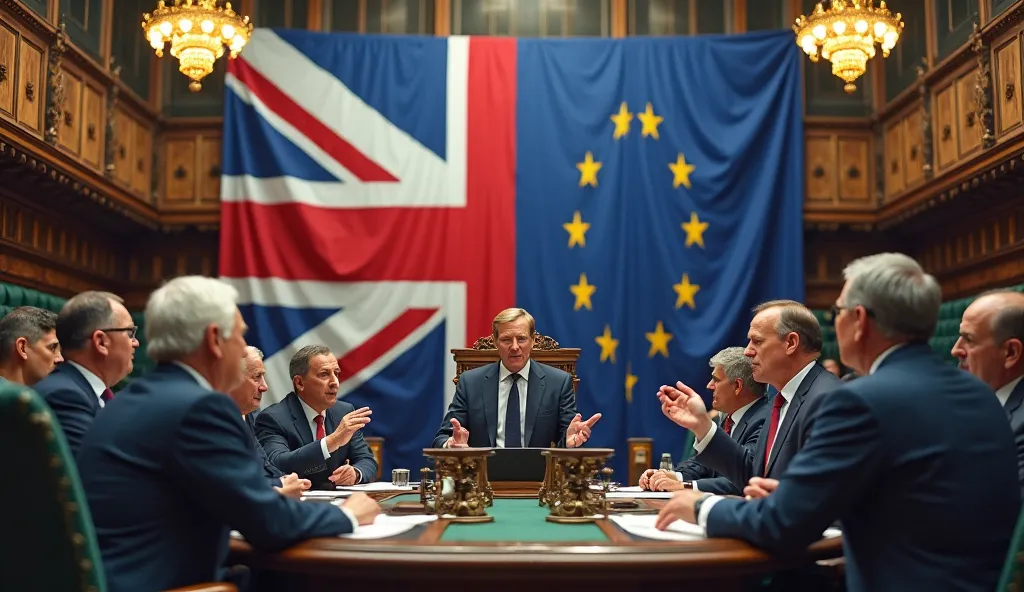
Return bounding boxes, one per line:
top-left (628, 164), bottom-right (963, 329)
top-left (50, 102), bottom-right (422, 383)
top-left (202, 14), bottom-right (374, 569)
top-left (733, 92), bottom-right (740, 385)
top-left (505, 373), bottom-right (522, 448)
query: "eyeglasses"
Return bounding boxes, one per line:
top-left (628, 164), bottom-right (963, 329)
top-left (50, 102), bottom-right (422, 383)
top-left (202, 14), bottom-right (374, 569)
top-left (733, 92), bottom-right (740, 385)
top-left (830, 304), bottom-right (875, 323)
top-left (99, 326), bottom-right (138, 340)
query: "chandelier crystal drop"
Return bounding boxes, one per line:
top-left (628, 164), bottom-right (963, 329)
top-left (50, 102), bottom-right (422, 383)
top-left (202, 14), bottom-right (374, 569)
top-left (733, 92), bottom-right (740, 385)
top-left (142, 0), bottom-right (252, 92)
top-left (793, 1), bottom-right (905, 94)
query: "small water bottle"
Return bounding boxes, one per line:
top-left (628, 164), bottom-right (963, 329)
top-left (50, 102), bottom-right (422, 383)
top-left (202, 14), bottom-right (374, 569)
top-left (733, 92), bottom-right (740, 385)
top-left (659, 453), bottom-right (673, 471)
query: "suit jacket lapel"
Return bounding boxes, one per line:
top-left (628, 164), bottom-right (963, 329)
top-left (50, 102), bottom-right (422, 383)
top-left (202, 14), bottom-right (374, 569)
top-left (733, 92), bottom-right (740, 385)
top-left (524, 362), bottom-right (545, 446)
top-left (63, 364), bottom-right (101, 413)
top-left (734, 397), bottom-right (766, 441)
top-left (483, 364), bottom-right (499, 447)
top-left (1006, 379), bottom-right (1024, 419)
top-left (287, 393), bottom-right (313, 445)
top-left (765, 365), bottom-right (821, 475)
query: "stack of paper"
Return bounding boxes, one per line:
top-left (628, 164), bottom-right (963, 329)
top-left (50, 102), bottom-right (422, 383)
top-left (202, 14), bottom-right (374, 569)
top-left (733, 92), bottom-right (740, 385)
top-left (340, 514), bottom-right (437, 539)
top-left (610, 514), bottom-right (707, 541)
top-left (302, 490), bottom-right (352, 500)
top-left (337, 482), bottom-right (416, 492)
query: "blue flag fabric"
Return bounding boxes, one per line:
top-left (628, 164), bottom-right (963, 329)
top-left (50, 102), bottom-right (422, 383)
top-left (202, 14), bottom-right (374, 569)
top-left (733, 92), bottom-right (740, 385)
top-left (515, 31), bottom-right (804, 475)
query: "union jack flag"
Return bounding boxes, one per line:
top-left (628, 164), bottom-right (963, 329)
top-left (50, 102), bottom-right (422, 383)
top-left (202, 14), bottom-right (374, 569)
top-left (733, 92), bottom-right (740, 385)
top-left (219, 29), bottom-right (517, 472)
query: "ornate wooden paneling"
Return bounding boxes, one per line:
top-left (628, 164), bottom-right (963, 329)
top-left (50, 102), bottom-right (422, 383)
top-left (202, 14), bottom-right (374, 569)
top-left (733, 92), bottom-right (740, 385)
top-left (934, 82), bottom-right (959, 170)
top-left (15, 30), bottom-right (45, 136)
top-left (884, 119), bottom-right (905, 200)
top-left (804, 127), bottom-right (873, 208)
top-left (0, 19), bottom-right (16, 118)
top-left (79, 80), bottom-right (101, 167)
top-left (56, 63), bottom-right (82, 154)
top-left (159, 124), bottom-right (222, 213)
top-left (837, 136), bottom-right (870, 202)
top-left (956, 68), bottom-right (983, 157)
top-left (993, 30), bottom-right (1023, 138)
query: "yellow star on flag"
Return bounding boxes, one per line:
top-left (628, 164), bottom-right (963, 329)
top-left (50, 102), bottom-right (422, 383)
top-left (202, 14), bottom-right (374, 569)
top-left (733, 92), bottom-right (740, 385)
top-left (625, 363), bottom-right (638, 403)
top-left (595, 325), bottom-right (618, 363)
top-left (669, 153), bottom-right (696, 189)
top-left (646, 321), bottom-right (673, 358)
top-left (576, 151), bottom-right (602, 187)
top-left (637, 103), bottom-right (663, 139)
top-left (681, 212), bottom-right (709, 248)
top-left (610, 102), bottom-right (633, 140)
top-left (673, 273), bottom-right (700, 309)
top-left (570, 273), bottom-right (597, 311)
top-left (563, 211), bottom-right (590, 248)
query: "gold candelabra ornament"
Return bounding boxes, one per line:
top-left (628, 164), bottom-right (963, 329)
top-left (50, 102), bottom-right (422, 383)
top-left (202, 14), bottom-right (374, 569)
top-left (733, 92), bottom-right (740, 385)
top-left (423, 447), bottom-right (495, 523)
top-left (540, 448), bottom-right (614, 523)
top-left (142, 0), bottom-right (252, 92)
top-left (794, 1), bottom-right (904, 94)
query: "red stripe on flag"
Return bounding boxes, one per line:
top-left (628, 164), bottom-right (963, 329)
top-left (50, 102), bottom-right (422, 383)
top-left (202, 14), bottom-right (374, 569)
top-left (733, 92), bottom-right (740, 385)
top-left (232, 58), bottom-right (398, 183)
top-left (337, 308), bottom-right (438, 382)
top-left (221, 38), bottom-right (518, 343)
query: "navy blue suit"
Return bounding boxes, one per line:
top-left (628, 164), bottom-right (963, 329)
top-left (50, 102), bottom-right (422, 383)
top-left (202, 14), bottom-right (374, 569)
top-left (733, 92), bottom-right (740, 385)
top-left (431, 361), bottom-right (577, 448)
top-left (76, 364), bottom-right (354, 592)
top-left (1004, 378), bottom-right (1024, 495)
top-left (695, 363), bottom-right (839, 489)
top-left (35, 363), bottom-right (101, 457)
top-left (245, 411), bottom-right (283, 482)
top-left (255, 392), bottom-right (377, 489)
top-left (676, 396), bottom-right (768, 495)
top-left (706, 343), bottom-right (1020, 591)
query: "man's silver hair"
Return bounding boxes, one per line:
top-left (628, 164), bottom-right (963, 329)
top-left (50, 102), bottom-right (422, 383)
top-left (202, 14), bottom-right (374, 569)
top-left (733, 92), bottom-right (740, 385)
top-left (842, 253), bottom-right (941, 341)
top-left (709, 346), bottom-right (765, 397)
top-left (242, 345), bottom-right (265, 373)
top-left (145, 276), bottom-right (239, 362)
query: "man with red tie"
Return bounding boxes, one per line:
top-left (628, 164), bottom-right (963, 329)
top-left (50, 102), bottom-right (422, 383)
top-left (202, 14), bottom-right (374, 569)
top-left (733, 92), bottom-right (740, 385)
top-left (655, 300), bottom-right (840, 492)
top-left (255, 344), bottom-right (378, 489)
top-left (35, 290), bottom-right (139, 456)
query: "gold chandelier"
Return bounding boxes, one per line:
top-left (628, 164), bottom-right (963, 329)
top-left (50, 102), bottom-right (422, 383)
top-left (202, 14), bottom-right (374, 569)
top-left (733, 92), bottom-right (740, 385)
top-left (142, 0), bottom-right (252, 92)
top-left (794, 1), bottom-right (904, 94)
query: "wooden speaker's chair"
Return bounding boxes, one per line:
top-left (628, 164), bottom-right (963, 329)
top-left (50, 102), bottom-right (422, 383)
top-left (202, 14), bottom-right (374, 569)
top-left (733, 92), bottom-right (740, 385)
top-left (0, 382), bottom-right (235, 592)
top-left (451, 333), bottom-right (581, 391)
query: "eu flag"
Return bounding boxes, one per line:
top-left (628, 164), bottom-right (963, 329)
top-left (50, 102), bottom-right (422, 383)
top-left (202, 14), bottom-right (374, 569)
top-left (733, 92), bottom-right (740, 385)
top-left (516, 31), bottom-right (805, 476)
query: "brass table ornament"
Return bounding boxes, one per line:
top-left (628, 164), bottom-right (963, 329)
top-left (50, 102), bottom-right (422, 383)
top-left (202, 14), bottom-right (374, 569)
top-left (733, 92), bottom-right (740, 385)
top-left (538, 451), bottom-right (559, 507)
top-left (541, 448), bottom-right (614, 523)
top-left (422, 447), bottom-right (495, 523)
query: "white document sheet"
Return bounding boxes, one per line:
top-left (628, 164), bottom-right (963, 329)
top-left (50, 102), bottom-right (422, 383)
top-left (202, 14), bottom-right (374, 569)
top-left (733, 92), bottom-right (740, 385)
top-left (340, 514), bottom-right (438, 539)
top-left (610, 514), bottom-right (707, 541)
top-left (301, 490), bottom-right (352, 499)
top-left (336, 482), bottom-right (416, 492)
top-left (606, 491), bottom-right (674, 499)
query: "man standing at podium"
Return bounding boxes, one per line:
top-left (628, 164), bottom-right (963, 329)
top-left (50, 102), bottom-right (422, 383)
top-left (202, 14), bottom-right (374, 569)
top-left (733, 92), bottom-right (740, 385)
top-left (433, 308), bottom-right (601, 449)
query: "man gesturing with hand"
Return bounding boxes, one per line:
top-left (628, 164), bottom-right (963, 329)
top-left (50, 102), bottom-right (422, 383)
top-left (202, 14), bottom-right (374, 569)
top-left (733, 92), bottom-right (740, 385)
top-left (433, 308), bottom-right (600, 449)
top-left (256, 345), bottom-right (378, 489)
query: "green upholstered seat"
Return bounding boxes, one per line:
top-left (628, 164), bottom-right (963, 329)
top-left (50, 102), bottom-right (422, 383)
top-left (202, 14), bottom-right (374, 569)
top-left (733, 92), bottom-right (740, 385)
top-left (998, 504), bottom-right (1024, 591)
top-left (0, 381), bottom-right (107, 592)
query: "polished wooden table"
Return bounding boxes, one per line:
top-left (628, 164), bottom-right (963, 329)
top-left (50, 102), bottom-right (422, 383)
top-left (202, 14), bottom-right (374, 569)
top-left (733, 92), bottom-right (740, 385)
top-left (229, 482), bottom-right (843, 592)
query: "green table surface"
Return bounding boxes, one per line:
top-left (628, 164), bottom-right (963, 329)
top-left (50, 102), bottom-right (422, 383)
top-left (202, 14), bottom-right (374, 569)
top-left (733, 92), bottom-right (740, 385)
top-left (383, 495), bottom-right (609, 543)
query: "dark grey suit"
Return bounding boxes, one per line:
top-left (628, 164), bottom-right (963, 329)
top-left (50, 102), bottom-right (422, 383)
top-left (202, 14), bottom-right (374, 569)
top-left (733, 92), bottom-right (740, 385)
top-left (255, 392), bottom-right (377, 489)
top-left (675, 396), bottom-right (769, 494)
top-left (1004, 377), bottom-right (1024, 495)
top-left (432, 361), bottom-right (577, 448)
top-left (695, 362), bottom-right (840, 489)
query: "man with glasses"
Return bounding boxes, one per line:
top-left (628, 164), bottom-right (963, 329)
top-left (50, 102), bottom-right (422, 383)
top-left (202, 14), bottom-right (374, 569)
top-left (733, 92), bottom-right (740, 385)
top-left (35, 291), bottom-right (139, 456)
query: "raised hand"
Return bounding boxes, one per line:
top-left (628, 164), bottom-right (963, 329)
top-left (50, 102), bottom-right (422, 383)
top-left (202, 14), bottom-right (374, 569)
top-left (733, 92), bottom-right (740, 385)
top-left (444, 418), bottom-right (470, 448)
top-left (566, 413), bottom-right (602, 448)
top-left (657, 381), bottom-right (713, 439)
top-left (326, 406), bottom-right (372, 452)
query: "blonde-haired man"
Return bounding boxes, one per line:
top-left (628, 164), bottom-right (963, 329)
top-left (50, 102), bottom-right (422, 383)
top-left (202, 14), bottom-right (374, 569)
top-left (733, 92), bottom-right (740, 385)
top-left (432, 308), bottom-right (601, 448)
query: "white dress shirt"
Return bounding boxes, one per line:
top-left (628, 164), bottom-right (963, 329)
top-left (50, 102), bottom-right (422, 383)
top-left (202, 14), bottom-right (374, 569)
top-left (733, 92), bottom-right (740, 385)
top-left (497, 360), bottom-right (530, 448)
top-left (678, 397), bottom-right (759, 487)
top-left (997, 376), bottom-right (1024, 408)
top-left (696, 360), bottom-right (816, 527)
top-left (296, 396), bottom-right (362, 482)
top-left (67, 360), bottom-right (107, 408)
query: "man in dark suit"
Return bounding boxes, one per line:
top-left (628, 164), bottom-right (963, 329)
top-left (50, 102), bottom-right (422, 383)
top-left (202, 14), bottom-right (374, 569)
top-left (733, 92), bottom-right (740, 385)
top-left (256, 344), bottom-right (378, 489)
top-left (0, 306), bottom-right (63, 386)
top-left (639, 347), bottom-right (767, 495)
top-left (76, 276), bottom-right (379, 592)
top-left (657, 300), bottom-right (840, 491)
top-left (34, 291), bottom-right (138, 456)
top-left (229, 345), bottom-right (313, 497)
top-left (952, 289), bottom-right (1024, 492)
top-left (656, 253), bottom-right (1020, 592)
top-left (432, 308), bottom-right (601, 449)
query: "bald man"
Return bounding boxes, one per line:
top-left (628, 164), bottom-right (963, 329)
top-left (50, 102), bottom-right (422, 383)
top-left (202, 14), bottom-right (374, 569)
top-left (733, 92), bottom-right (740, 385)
top-left (952, 289), bottom-right (1024, 491)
